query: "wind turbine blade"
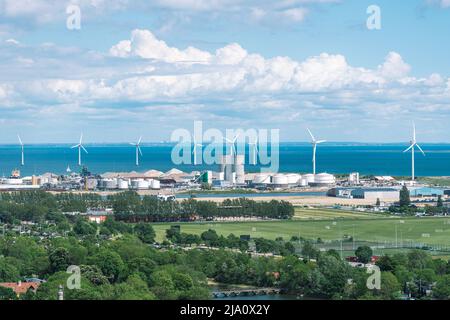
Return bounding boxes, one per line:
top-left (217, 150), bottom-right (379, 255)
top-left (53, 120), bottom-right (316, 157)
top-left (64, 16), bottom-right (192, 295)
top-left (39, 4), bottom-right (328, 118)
top-left (79, 133), bottom-right (83, 144)
top-left (17, 135), bottom-right (23, 146)
top-left (129, 142), bottom-right (136, 146)
top-left (71, 144), bottom-right (79, 149)
top-left (403, 145), bottom-right (414, 153)
top-left (307, 128), bottom-right (315, 142)
top-left (138, 136), bottom-right (142, 145)
top-left (316, 140), bottom-right (327, 144)
top-left (416, 144), bottom-right (425, 156)
top-left (138, 146), bottom-right (143, 156)
top-left (232, 134), bottom-right (240, 143)
top-left (81, 145), bottom-right (88, 154)
top-left (413, 121), bottom-right (416, 141)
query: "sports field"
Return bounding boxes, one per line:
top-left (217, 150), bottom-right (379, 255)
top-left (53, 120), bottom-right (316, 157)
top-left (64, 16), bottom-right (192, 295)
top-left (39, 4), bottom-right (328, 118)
top-left (152, 212), bottom-right (450, 247)
top-left (293, 207), bottom-right (387, 220)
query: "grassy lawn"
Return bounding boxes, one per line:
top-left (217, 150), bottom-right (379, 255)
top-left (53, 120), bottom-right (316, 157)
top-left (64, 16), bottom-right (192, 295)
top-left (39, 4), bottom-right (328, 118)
top-left (293, 207), bottom-right (386, 220)
top-left (152, 214), bottom-right (450, 247)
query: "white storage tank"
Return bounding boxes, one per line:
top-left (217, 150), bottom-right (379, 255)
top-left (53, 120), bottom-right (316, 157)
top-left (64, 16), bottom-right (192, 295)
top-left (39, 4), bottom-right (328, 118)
top-left (252, 173), bottom-right (271, 184)
top-left (150, 179), bottom-right (161, 190)
top-left (4, 178), bottom-right (23, 185)
top-left (302, 174), bottom-right (315, 184)
top-left (314, 173), bottom-right (336, 185)
top-left (272, 174), bottom-right (289, 186)
top-left (101, 178), bottom-right (117, 189)
top-left (118, 179), bottom-right (129, 190)
top-left (131, 179), bottom-right (149, 190)
top-left (286, 174), bottom-right (301, 184)
top-left (299, 178), bottom-right (308, 187)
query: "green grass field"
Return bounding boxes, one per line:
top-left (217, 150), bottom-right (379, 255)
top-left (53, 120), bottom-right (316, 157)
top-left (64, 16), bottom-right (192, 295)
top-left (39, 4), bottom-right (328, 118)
top-left (152, 214), bottom-right (450, 247)
top-left (293, 207), bottom-right (387, 220)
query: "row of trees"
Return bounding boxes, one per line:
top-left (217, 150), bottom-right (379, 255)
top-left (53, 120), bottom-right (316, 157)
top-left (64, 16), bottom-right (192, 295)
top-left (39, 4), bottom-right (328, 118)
top-left (166, 228), bottom-right (296, 255)
top-left (111, 192), bottom-right (294, 222)
top-left (0, 191), bottom-right (294, 225)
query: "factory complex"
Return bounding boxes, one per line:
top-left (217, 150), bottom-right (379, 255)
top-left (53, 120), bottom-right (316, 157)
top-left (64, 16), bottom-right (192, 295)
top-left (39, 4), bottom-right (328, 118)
top-left (1, 159), bottom-right (449, 204)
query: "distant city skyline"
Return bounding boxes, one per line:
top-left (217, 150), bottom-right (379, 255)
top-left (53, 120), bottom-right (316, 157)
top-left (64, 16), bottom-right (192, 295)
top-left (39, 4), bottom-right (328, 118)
top-left (0, 0), bottom-right (449, 143)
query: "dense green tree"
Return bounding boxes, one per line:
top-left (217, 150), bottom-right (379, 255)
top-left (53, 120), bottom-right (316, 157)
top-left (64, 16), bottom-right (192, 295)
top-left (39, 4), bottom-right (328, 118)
top-left (283, 242), bottom-right (296, 255)
top-left (407, 250), bottom-right (432, 270)
top-left (49, 248), bottom-right (70, 273)
top-left (80, 265), bottom-right (109, 286)
top-left (149, 270), bottom-right (177, 300)
top-left (0, 286), bottom-right (17, 300)
top-left (308, 255), bottom-right (352, 299)
top-left (89, 250), bottom-right (125, 283)
top-left (437, 195), bottom-right (443, 208)
top-left (326, 249), bottom-right (341, 261)
top-left (134, 223), bottom-right (156, 244)
top-left (399, 186), bottom-right (411, 207)
top-left (35, 271), bottom-right (103, 300)
top-left (201, 229), bottom-right (219, 245)
top-left (113, 274), bottom-right (156, 300)
top-left (73, 219), bottom-right (97, 236)
top-left (0, 258), bottom-right (20, 282)
top-left (376, 255), bottom-right (395, 272)
top-left (379, 272), bottom-right (401, 300)
top-left (301, 241), bottom-right (320, 260)
top-left (433, 275), bottom-right (450, 299)
top-left (355, 246), bottom-right (373, 264)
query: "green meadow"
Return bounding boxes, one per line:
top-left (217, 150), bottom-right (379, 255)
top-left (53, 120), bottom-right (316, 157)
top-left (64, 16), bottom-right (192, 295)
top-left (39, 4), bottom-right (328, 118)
top-left (152, 210), bottom-right (450, 247)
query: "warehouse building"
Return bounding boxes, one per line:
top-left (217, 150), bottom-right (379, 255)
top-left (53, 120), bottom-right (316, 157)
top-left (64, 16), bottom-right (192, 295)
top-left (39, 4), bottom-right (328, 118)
top-left (408, 187), bottom-right (444, 197)
top-left (351, 188), bottom-right (400, 200)
top-left (328, 187), bottom-right (400, 200)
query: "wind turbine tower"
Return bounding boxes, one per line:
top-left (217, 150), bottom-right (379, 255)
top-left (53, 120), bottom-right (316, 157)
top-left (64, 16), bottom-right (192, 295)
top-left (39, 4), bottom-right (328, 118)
top-left (192, 139), bottom-right (203, 165)
top-left (249, 137), bottom-right (258, 165)
top-left (71, 133), bottom-right (88, 166)
top-left (307, 128), bottom-right (326, 175)
top-left (403, 122), bottom-right (425, 182)
top-left (130, 136), bottom-right (143, 166)
top-left (18, 135), bottom-right (24, 166)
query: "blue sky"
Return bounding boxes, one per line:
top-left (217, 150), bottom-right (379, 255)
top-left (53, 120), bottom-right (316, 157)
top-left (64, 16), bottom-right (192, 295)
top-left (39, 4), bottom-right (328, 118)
top-left (0, 0), bottom-right (449, 143)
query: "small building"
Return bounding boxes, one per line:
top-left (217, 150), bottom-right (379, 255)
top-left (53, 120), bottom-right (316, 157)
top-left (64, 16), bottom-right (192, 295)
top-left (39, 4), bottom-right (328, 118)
top-left (409, 187), bottom-right (444, 197)
top-left (0, 281), bottom-right (40, 297)
top-left (84, 208), bottom-right (113, 224)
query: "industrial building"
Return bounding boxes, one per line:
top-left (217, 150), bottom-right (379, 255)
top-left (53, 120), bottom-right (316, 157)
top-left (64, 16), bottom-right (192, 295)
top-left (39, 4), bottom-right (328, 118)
top-left (328, 187), bottom-right (400, 200)
top-left (408, 187), bottom-right (444, 197)
top-left (218, 154), bottom-right (245, 186)
top-left (348, 172), bottom-right (360, 185)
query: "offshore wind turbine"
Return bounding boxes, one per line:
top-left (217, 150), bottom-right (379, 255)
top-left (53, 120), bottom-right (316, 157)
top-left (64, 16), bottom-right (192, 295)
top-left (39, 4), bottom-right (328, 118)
top-left (403, 122), bottom-right (425, 182)
top-left (307, 128), bottom-right (326, 175)
top-left (130, 136), bottom-right (143, 166)
top-left (17, 135), bottom-right (24, 166)
top-left (248, 137), bottom-right (259, 165)
top-left (192, 139), bottom-right (203, 165)
top-left (71, 133), bottom-right (88, 166)
top-left (224, 134), bottom-right (240, 158)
